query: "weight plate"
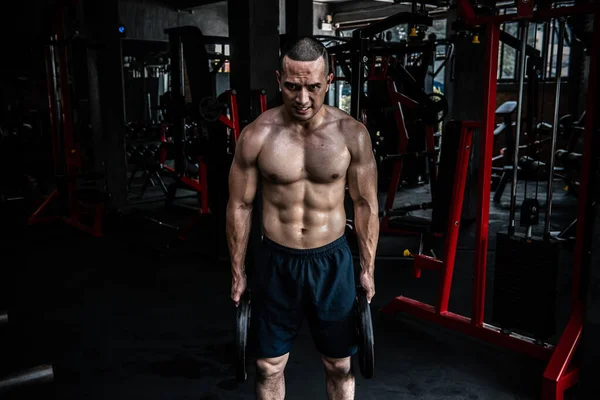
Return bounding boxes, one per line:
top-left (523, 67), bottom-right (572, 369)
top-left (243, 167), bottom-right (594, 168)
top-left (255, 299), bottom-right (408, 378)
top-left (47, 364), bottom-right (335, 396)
top-left (236, 291), bottom-right (251, 382)
top-left (356, 288), bottom-right (374, 379)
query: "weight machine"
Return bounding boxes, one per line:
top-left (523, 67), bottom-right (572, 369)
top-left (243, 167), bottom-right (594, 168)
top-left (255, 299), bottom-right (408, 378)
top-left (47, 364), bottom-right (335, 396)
top-left (326, 11), bottom-right (450, 236)
top-left (381, 1), bottom-right (600, 399)
top-left (156, 26), bottom-right (268, 244)
top-left (28, 0), bottom-right (108, 236)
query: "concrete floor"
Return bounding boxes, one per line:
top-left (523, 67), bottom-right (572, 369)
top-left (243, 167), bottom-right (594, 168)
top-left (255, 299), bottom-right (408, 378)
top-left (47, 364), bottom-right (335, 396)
top-left (0, 171), bottom-right (583, 399)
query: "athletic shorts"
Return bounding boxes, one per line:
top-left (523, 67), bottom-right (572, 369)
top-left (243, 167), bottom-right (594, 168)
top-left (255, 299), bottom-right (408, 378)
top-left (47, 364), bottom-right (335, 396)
top-left (248, 234), bottom-right (358, 359)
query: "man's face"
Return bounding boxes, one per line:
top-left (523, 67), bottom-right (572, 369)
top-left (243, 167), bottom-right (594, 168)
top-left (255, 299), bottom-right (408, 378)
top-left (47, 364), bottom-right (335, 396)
top-left (277, 56), bottom-right (333, 122)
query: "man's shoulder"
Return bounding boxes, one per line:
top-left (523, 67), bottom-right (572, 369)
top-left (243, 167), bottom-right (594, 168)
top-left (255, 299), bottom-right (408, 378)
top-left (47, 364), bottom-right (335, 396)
top-left (240, 108), bottom-right (282, 142)
top-left (323, 106), bottom-right (368, 143)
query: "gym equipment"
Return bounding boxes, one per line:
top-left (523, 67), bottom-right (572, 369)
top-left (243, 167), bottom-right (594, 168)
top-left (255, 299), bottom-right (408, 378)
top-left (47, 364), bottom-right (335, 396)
top-left (127, 143), bottom-right (168, 199)
top-left (0, 365), bottom-right (54, 394)
top-left (0, 311), bottom-right (54, 393)
top-left (381, 118), bottom-right (478, 297)
top-left (381, 2), bottom-right (600, 399)
top-left (355, 287), bottom-right (374, 379)
top-left (378, 119), bottom-right (474, 259)
top-left (236, 291), bottom-right (251, 383)
top-left (327, 11), bottom-right (448, 228)
top-left (28, 0), bottom-right (108, 237)
top-left (159, 89), bottom-right (265, 243)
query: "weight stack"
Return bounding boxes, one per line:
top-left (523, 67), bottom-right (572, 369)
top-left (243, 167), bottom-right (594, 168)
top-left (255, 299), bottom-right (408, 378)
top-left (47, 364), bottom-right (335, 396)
top-left (492, 232), bottom-right (560, 340)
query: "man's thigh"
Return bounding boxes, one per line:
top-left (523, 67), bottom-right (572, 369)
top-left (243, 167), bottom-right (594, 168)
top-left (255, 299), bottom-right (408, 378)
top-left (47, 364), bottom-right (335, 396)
top-left (249, 242), bottom-right (304, 359)
top-left (305, 242), bottom-right (358, 359)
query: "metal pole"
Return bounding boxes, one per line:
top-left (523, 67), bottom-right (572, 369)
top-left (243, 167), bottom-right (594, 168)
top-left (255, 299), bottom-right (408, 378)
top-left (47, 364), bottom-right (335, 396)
top-left (350, 29), bottom-right (363, 120)
top-left (544, 18), bottom-right (566, 238)
top-left (508, 21), bottom-right (529, 235)
top-left (0, 365), bottom-right (54, 393)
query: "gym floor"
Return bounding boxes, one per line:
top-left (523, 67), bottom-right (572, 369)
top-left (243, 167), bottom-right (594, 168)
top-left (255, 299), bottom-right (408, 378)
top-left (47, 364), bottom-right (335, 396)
top-left (0, 173), bottom-right (580, 400)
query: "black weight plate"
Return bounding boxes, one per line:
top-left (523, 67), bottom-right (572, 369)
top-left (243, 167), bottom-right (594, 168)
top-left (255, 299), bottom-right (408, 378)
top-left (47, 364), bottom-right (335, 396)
top-left (236, 292), bottom-right (251, 382)
top-left (356, 288), bottom-right (374, 379)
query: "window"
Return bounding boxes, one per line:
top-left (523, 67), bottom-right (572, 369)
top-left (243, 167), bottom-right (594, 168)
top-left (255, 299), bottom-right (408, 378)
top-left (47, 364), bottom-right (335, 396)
top-left (498, 10), bottom-right (571, 82)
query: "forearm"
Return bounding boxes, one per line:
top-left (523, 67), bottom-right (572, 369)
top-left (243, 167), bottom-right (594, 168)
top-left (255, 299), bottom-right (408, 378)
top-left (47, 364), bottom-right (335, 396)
top-left (226, 201), bottom-right (253, 278)
top-left (353, 200), bottom-right (379, 273)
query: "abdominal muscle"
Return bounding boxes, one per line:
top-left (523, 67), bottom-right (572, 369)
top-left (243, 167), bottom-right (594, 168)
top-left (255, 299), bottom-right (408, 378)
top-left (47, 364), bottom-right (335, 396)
top-left (260, 179), bottom-right (348, 249)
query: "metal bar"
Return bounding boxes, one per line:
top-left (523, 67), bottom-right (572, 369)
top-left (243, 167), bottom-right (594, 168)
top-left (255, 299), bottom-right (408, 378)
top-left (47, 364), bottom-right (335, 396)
top-left (472, 23), bottom-right (501, 327)
top-left (437, 123), bottom-right (474, 313)
top-left (55, 7), bottom-right (79, 174)
top-left (28, 190), bottom-right (59, 225)
top-left (350, 29), bottom-right (363, 120)
top-left (500, 30), bottom-right (542, 59)
top-left (381, 296), bottom-right (555, 361)
top-left (544, 19), bottom-right (566, 238)
top-left (541, 20), bottom-right (551, 80)
top-left (541, 307), bottom-right (583, 400)
top-left (44, 44), bottom-right (60, 172)
top-left (0, 312), bottom-right (7, 324)
top-left (459, 3), bottom-right (599, 26)
top-left (508, 22), bottom-right (529, 235)
top-left (229, 90), bottom-right (241, 143)
top-left (359, 12), bottom-right (432, 39)
top-left (571, 12), bottom-right (600, 307)
top-left (549, 19), bottom-right (556, 79)
top-left (0, 365), bottom-right (54, 393)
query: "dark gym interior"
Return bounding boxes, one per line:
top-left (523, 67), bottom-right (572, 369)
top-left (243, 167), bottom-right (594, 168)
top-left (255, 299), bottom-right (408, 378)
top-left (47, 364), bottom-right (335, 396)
top-left (0, 0), bottom-right (599, 399)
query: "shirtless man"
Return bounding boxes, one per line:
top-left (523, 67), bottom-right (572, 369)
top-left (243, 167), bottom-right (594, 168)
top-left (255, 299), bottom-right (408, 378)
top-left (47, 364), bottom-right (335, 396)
top-left (226, 36), bottom-right (379, 400)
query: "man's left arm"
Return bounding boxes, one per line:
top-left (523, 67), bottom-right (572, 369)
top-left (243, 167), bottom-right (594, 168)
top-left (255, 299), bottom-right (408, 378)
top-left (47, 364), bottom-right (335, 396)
top-left (347, 122), bottom-right (379, 303)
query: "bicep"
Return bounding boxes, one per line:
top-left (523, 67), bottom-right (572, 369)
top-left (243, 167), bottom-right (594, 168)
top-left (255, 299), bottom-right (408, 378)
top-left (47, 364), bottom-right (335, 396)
top-left (228, 132), bottom-right (260, 207)
top-left (229, 157), bottom-right (258, 206)
top-left (347, 128), bottom-right (378, 203)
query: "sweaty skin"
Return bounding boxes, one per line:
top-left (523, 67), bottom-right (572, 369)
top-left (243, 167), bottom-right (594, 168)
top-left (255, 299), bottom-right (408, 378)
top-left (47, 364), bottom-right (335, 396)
top-left (226, 54), bottom-right (379, 400)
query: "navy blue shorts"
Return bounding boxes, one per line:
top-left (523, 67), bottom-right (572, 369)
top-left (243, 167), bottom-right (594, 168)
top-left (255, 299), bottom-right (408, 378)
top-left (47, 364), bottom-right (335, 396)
top-left (248, 234), bottom-right (358, 359)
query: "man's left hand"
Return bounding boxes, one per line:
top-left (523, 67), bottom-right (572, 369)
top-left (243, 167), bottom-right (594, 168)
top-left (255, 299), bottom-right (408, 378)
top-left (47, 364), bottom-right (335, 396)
top-left (359, 270), bottom-right (375, 303)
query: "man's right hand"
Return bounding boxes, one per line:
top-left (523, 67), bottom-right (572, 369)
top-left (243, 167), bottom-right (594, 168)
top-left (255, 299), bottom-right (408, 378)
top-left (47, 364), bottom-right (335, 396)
top-left (231, 273), bottom-right (248, 307)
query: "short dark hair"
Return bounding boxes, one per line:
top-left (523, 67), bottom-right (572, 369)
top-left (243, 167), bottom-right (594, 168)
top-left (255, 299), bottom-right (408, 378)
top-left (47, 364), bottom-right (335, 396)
top-left (279, 36), bottom-right (330, 76)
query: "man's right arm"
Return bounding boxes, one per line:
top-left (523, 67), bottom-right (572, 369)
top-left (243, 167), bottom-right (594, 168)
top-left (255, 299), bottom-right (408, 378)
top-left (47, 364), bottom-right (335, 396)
top-left (226, 125), bottom-right (261, 305)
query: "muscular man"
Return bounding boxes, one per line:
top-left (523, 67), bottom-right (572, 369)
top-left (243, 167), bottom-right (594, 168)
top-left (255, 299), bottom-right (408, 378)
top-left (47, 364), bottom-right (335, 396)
top-left (226, 36), bottom-right (379, 400)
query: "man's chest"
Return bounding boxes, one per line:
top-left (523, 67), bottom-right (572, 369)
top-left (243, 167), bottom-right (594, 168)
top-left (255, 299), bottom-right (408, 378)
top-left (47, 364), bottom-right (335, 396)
top-left (258, 134), bottom-right (351, 184)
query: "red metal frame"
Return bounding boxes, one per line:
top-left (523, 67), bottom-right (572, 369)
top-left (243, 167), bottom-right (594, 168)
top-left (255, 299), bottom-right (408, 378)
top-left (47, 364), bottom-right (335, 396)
top-left (382, 121), bottom-right (488, 311)
top-left (383, 3), bottom-right (599, 399)
top-left (218, 90), bottom-right (241, 144)
top-left (29, 2), bottom-right (104, 237)
top-left (541, 11), bottom-right (600, 400)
